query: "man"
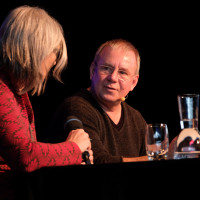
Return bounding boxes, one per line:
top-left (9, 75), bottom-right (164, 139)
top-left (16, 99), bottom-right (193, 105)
top-left (49, 39), bottom-right (148, 163)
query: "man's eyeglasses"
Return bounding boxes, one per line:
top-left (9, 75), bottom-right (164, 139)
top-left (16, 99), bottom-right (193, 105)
top-left (97, 64), bottom-right (135, 82)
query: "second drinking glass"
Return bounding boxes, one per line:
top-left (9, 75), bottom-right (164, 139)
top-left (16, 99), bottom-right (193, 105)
top-left (145, 123), bottom-right (169, 160)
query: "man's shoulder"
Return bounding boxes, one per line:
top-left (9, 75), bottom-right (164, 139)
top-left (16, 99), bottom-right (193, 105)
top-left (123, 102), bottom-right (140, 115)
top-left (61, 89), bottom-right (101, 116)
top-left (123, 102), bottom-right (146, 123)
top-left (64, 89), bottom-right (92, 106)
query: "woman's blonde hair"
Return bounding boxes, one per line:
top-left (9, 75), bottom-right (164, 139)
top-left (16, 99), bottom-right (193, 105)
top-left (0, 5), bottom-right (68, 95)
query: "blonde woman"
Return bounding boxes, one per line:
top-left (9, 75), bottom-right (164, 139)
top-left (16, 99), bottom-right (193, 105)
top-left (0, 5), bottom-right (93, 198)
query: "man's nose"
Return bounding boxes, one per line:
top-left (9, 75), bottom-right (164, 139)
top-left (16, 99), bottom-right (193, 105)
top-left (107, 70), bottom-right (118, 82)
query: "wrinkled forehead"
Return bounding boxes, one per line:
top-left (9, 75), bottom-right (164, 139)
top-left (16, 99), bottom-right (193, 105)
top-left (98, 45), bottom-right (136, 64)
top-left (97, 45), bottom-right (136, 61)
top-left (96, 46), bottom-right (138, 74)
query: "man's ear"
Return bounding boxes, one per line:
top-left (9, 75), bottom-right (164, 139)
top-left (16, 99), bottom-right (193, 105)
top-left (90, 62), bottom-right (95, 80)
top-left (130, 75), bottom-right (139, 91)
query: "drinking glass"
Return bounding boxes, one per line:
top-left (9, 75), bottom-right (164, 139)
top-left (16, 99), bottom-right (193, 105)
top-left (178, 94), bottom-right (199, 130)
top-left (145, 123), bottom-right (169, 160)
top-left (173, 94), bottom-right (200, 159)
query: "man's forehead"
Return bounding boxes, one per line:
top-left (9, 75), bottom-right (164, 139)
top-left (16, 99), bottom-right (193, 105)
top-left (99, 46), bottom-right (136, 62)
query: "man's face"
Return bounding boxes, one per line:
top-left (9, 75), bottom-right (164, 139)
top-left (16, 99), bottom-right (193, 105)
top-left (90, 46), bottom-right (139, 106)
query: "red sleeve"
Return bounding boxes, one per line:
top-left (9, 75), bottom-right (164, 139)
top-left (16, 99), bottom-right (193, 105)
top-left (0, 79), bottom-right (82, 172)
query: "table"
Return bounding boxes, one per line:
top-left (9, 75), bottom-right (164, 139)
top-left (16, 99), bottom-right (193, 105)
top-left (26, 158), bottom-right (200, 199)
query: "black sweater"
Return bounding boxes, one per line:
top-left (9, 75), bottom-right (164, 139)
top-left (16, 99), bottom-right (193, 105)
top-left (48, 89), bottom-right (147, 164)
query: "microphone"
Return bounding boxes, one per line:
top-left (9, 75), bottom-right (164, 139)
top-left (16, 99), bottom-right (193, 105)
top-left (121, 97), bottom-right (126, 102)
top-left (121, 95), bottom-right (128, 102)
top-left (64, 116), bottom-right (91, 164)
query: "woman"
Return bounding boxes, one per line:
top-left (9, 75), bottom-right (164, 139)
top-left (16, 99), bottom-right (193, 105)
top-left (0, 5), bottom-right (93, 199)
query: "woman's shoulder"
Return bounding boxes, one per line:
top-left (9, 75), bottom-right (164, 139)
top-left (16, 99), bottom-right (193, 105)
top-left (0, 75), bottom-right (14, 98)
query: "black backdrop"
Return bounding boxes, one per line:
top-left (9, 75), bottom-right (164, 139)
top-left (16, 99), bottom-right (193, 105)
top-left (1, 1), bottom-right (199, 142)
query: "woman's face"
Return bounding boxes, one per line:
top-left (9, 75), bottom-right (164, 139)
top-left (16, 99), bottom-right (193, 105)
top-left (41, 48), bottom-right (60, 79)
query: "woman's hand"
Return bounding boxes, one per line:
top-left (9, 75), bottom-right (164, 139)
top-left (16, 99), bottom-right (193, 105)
top-left (66, 129), bottom-right (93, 164)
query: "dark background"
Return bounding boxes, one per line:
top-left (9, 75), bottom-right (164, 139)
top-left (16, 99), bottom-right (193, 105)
top-left (1, 1), bottom-right (199, 142)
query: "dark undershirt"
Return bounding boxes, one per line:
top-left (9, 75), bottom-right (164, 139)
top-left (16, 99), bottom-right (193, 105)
top-left (108, 108), bottom-right (124, 131)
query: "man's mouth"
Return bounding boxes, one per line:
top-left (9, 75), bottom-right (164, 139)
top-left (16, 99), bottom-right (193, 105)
top-left (105, 86), bottom-right (117, 91)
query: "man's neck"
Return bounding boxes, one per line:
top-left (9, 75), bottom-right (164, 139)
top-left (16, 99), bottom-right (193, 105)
top-left (88, 87), bottom-right (122, 124)
top-left (103, 105), bottom-right (122, 125)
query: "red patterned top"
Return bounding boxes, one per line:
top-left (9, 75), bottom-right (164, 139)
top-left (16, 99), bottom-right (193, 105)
top-left (0, 75), bottom-right (82, 173)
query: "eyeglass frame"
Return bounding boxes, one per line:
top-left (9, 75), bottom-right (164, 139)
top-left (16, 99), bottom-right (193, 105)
top-left (94, 61), bottom-right (137, 82)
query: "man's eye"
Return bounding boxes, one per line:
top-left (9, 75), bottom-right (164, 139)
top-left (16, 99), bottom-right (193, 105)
top-left (103, 66), bottom-right (110, 70)
top-left (119, 70), bottom-right (127, 75)
top-left (102, 66), bottom-right (113, 72)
